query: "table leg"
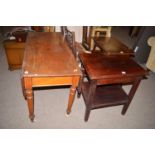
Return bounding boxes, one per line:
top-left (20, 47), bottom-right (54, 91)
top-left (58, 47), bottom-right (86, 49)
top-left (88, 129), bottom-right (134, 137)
top-left (23, 77), bottom-right (35, 122)
top-left (21, 78), bottom-right (26, 99)
top-left (122, 79), bottom-right (141, 115)
top-left (25, 89), bottom-right (35, 121)
top-left (85, 80), bottom-right (97, 121)
top-left (85, 107), bottom-right (91, 122)
top-left (77, 76), bottom-right (83, 98)
top-left (93, 42), bottom-right (98, 51)
top-left (66, 86), bottom-right (76, 115)
top-left (66, 76), bottom-right (80, 115)
top-left (92, 42), bottom-right (103, 52)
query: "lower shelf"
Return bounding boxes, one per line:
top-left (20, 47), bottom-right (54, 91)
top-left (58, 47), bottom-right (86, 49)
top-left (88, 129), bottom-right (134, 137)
top-left (81, 82), bottom-right (129, 109)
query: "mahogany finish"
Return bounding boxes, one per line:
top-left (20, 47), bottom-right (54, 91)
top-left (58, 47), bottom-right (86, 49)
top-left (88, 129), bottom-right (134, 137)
top-left (22, 32), bottom-right (81, 121)
top-left (93, 37), bottom-right (134, 56)
top-left (79, 52), bottom-right (147, 121)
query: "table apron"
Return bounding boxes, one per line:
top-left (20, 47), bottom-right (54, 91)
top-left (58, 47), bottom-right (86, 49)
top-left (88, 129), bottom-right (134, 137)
top-left (32, 76), bottom-right (74, 87)
top-left (97, 76), bottom-right (143, 85)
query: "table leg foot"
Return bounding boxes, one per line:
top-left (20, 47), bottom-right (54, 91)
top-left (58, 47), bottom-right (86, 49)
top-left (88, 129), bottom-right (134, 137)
top-left (77, 91), bottom-right (81, 98)
top-left (121, 103), bottom-right (129, 115)
top-left (29, 115), bottom-right (35, 122)
top-left (121, 108), bottom-right (127, 115)
top-left (65, 112), bottom-right (70, 117)
top-left (84, 108), bottom-right (91, 122)
top-left (77, 76), bottom-right (83, 98)
top-left (66, 109), bottom-right (71, 115)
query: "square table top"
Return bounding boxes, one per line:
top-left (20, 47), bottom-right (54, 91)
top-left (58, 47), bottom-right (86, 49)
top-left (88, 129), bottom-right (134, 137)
top-left (79, 52), bottom-right (147, 80)
top-left (93, 37), bottom-right (134, 56)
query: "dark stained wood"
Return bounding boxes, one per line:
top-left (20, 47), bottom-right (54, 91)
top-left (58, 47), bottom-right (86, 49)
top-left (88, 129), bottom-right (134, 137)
top-left (75, 42), bottom-right (88, 98)
top-left (82, 83), bottom-right (129, 109)
top-left (22, 32), bottom-right (81, 121)
top-left (79, 52), bottom-right (148, 121)
top-left (93, 37), bottom-right (134, 56)
top-left (84, 80), bottom-right (97, 121)
top-left (121, 78), bottom-right (141, 115)
top-left (31, 26), bottom-right (43, 32)
top-left (64, 28), bottom-right (76, 58)
top-left (79, 53), bottom-right (146, 81)
top-left (61, 26), bottom-right (67, 35)
top-left (82, 26), bottom-right (91, 50)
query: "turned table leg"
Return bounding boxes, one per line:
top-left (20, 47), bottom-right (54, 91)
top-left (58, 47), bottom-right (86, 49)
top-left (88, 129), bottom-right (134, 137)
top-left (66, 76), bottom-right (80, 115)
top-left (66, 86), bottom-right (76, 115)
top-left (23, 77), bottom-right (35, 122)
top-left (21, 78), bottom-right (26, 99)
top-left (25, 89), bottom-right (35, 121)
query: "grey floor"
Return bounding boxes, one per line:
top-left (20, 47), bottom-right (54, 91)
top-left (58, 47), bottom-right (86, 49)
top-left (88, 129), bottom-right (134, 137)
top-left (0, 27), bottom-right (155, 129)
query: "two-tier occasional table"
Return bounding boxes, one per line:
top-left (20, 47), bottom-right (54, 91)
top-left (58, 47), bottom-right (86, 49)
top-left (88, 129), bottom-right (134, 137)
top-left (22, 32), bottom-right (81, 121)
top-left (79, 52), bottom-right (147, 121)
top-left (93, 37), bottom-right (135, 56)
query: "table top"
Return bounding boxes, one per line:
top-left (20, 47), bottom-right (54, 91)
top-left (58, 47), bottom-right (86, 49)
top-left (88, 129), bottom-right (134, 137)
top-left (93, 37), bottom-right (134, 56)
top-left (79, 52), bottom-right (147, 80)
top-left (22, 32), bottom-right (81, 77)
top-left (3, 40), bottom-right (25, 48)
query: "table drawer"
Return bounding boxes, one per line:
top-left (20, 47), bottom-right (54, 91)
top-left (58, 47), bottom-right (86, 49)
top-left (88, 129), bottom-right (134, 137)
top-left (32, 77), bottom-right (73, 87)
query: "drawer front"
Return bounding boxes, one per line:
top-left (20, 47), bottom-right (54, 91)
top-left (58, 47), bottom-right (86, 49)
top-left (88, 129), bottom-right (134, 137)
top-left (32, 77), bottom-right (73, 87)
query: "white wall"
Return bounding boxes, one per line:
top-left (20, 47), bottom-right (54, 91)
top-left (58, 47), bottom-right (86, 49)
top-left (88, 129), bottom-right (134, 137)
top-left (55, 26), bottom-right (83, 43)
top-left (67, 26), bottom-right (82, 43)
